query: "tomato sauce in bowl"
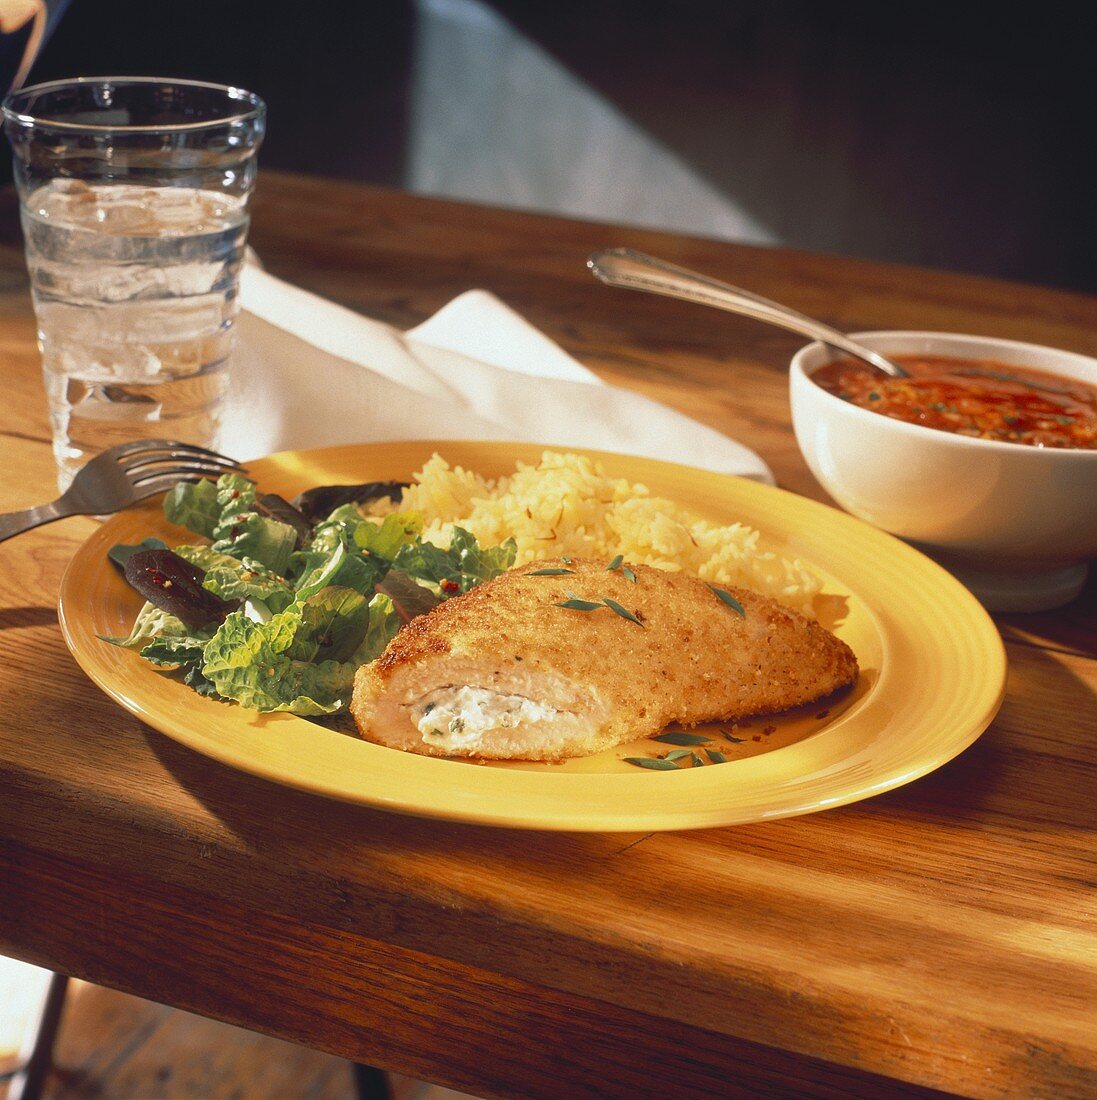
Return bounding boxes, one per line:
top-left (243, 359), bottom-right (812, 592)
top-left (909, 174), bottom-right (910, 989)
top-left (811, 355), bottom-right (1097, 449)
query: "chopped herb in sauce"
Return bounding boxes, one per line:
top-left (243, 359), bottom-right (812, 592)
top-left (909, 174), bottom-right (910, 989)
top-left (624, 732), bottom-right (733, 770)
top-left (652, 731), bottom-right (710, 746)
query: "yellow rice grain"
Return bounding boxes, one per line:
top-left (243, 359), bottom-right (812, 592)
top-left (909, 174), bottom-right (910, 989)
top-left (370, 451), bottom-right (822, 612)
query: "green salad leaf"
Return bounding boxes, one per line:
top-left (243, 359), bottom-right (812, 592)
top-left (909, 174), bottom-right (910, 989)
top-left (294, 541), bottom-right (386, 601)
top-left (449, 527), bottom-right (518, 590)
top-left (140, 631), bottom-right (212, 669)
top-left (286, 586), bottom-right (373, 664)
top-left (394, 525), bottom-right (516, 594)
top-left (211, 511), bottom-right (297, 576)
top-left (101, 600), bottom-right (191, 648)
top-left (307, 503), bottom-right (368, 558)
top-left (200, 609), bottom-right (358, 715)
top-left (353, 511), bottom-right (423, 561)
top-left (215, 472), bottom-right (257, 512)
top-left (111, 475), bottom-right (513, 716)
top-left (163, 478), bottom-right (221, 538)
top-left (166, 473), bottom-right (297, 575)
top-left (183, 664), bottom-right (219, 696)
top-left (353, 592), bottom-right (402, 664)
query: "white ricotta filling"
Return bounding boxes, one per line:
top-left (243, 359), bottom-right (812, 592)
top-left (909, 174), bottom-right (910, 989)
top-left (415, 685), bottom-right (560, 750)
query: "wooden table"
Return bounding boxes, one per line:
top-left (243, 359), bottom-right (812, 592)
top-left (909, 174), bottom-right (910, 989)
top-left (1, 171), bottom-right (1094, 1100)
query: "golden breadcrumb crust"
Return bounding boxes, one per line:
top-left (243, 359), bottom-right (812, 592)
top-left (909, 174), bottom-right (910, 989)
top-left (352, 558), bottom-right (858, 760)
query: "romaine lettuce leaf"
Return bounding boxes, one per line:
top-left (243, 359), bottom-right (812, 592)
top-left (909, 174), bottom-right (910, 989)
top-left (163, 479), bottom-right (221, 538)
top-left (211, 511), bottom-right (297, 575)
top-left (201, 609), bottom-right (356, 715)
top-left (140, 631), bottom-right (211, 668)
top-left (286, 586), bottom-right (372, 664)
top-left (210, 565), bottom-right (295, 613)
top-left (215, 472), bottom-right (257, 512)
top-left (171, 544), bottom-right (237, 571)
top-left (183, 664), bottom-right (219, 696)
top-left (101, 600), bottom-right (190, 648)
top-left (165, 473), bottom-right (295, 575)
top-left (352, 593), bottom-right (402, 664)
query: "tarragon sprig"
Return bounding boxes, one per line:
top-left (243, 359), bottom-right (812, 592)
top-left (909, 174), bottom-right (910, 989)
top-left (622, 730), bottom-right (736, 770)
top-left (555, 591), bottom-right (644, 626)
top-left (707, 583), bottom-right (746, 616)
top-left (606, 554), bottom-right (637, 583)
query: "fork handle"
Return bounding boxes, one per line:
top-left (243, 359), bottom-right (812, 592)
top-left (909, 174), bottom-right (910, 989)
top-left (0, 500), bottom-right (71, 543)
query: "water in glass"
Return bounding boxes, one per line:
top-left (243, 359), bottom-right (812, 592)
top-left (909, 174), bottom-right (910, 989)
top-left (22, 179), bottom-right (247, 488)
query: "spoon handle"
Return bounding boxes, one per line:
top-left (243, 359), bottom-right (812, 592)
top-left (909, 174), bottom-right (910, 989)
top-left (587, 248), bottom-right (907, 379)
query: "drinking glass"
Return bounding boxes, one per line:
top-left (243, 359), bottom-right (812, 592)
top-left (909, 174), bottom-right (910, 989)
top-left (2, 77), bottom-right (265, 489)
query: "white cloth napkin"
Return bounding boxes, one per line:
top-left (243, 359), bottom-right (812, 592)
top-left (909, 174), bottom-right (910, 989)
top-left (221, 266), bottom-right (774, 483)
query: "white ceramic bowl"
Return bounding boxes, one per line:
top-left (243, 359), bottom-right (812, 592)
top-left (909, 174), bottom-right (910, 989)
top-left (790, 331), bottom-right (1097, 612)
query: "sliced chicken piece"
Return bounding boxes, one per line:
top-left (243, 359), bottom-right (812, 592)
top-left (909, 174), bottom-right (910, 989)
top-left (351, 558), bottom-right (858, 760)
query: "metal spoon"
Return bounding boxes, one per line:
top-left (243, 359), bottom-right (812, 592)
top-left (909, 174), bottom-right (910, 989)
top-left (587, 247), bottom-right (908, 379)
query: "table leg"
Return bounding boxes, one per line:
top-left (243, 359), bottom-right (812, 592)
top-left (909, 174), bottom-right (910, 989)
top-left (6, 970), bottom-right (69, 1100)
top-left (352, 1060), bottom-right (394, 1100)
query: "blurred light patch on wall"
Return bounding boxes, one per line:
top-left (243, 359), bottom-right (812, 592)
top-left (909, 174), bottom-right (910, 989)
top-left (409, 0), bottom-right (777, 246)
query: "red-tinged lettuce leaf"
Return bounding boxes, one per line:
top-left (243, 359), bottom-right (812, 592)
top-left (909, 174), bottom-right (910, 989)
top-left (123, 549), bottom-right (240, 629)
top-left (107, 537), bottom-right (168, 571)
top-left (254, 493), bottom-right (311, 547)
top-left (292, 481), bottom-right (409, 526)
top-left (374, 569), bottom-right (442, 624)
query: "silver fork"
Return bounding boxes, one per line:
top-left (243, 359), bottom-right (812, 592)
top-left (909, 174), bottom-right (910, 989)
top-left (0, 439), bottom-right (249, 543)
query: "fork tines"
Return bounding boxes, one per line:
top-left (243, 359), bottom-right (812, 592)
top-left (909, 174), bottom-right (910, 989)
top-left (112, 440), bottom-right (247, 477)
top-left (107, 439), bottom-right (249, 497)
top-left (107, 438), bottom-right (244, 462)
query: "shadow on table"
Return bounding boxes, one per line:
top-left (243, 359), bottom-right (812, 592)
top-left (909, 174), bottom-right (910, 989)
top-left (132, 638), bottom-right (1096, 1096)
top-left (880, 640), bottom-right (1096, 833)
top-left (144, 626), bottom-right (1097, 865)
top-left (0, 604), bottom-right (58, 632)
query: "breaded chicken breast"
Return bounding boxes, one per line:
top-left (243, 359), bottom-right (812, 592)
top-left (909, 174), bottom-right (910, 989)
top-left (351, 558), bottom-right (858, 760)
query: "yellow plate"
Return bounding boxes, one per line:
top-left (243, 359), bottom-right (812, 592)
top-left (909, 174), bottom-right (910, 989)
top-left (58, 441), bottom-right (1006, 831)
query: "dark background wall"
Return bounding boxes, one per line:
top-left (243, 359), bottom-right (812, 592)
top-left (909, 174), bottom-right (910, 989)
top-left (24, 0), bottom-right (418, 188)
top-left (20, 0), bottom-right (1097, 293)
